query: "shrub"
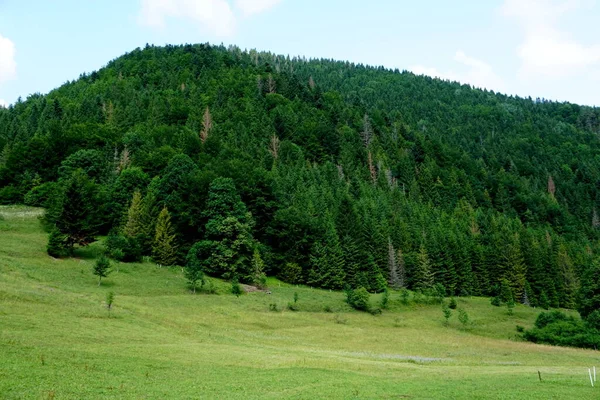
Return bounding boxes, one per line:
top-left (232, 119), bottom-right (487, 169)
top-left (380, 288), bottom-right (390, 310)
top-left (448, 298), bottom-right (458, 309)
top-left (231, 279), bottom-right (243, 297)
top-left (24, 182), bottom-right (59, 207)
top-left (523, 311), bottom-right (600, 350)
top-left (287, 302), bottom-right (299, 311)
top-left (516, 325), bottom-right (525, 333)
top-left (442, 305), bottom-right (452, 326)
top-left (105, 231), bottom-right (142, 262)
top-left (269, 303), bottom-right (279, 312)
top-left (279, 262), bottom-right (303, 284)
top-left (323, 305), bottom-right (333, 313)
top-left (400, 288), bottom-right (410, 305)
top-left (458, 308), bottom-right (470, 327)
top-left (490, 296), bottom-right (501, 307)
top-left (347, 287), bottom-right (370, 312)
top-left (47, 228), bottom-right (69, 258)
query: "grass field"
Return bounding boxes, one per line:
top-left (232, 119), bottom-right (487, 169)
top-left (1, 206), bottom-right (600, 399)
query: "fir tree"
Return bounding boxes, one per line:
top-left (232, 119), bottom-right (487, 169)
top-left (123, 190), bottom-right (144, 238)
top-left (251, 249), bottom-right (267, 289)
top-left (152, 207), bottom-right (178, 266)
top-left (387, 237), bottom-right (400, 289)
top-left (413, 244), bottom-right (434, 291)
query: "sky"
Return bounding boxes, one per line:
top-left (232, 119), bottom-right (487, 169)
top-left (0, 0), bottom-right (599, 108)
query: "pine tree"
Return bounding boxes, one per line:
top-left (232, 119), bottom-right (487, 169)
top-left (413, 244), bottom-right (434, 291)
top-left (308, 220), bottom-right (346, 290)
top-left (251, 249), bottom-right (267, 289)
top-left (503, 233), bottom-right (527, 299)
top-left (152, 207), bottom-right (178, 266)
top-left (123, 190), bottom-right (144, 238)
top-left (387, 237), bottom-right (400, 289)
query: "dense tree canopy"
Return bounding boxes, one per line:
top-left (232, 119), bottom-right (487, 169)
top-left (2, 43), bottom-right (600, 306)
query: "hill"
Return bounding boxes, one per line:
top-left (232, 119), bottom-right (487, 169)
top-left (2, 43), bottom-right (600, 305)
top-left (0, 206), bottom-right (599, 399)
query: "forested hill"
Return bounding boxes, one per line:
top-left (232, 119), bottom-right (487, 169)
top-left (2, 43), bottom-right (600, 308)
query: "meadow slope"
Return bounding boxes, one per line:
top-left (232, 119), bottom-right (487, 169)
top-left (1, 206), bottom-right (599, 399)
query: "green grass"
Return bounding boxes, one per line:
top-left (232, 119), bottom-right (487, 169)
top-left (1, 206), bottom-right (599, 399)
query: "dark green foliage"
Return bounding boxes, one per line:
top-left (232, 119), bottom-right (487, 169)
top-left (380, 288), bottom-right (390, 310)
top-left (347, 287), bottom-right (370, 312)
top-left (105, 231), bottom-right (142, 262)
top-left (46, 228), bottom-right (68, 258)
top-left (524, 311), bottom-right (600, 350)
top-left (578, 261), bottom-right (600, 319)
top-left (49, 169), bottom-right (101, 250)
top-left (2, 43), bottom-right (600, 301)
top-left (448, 298), bottom-right (458, 310)
top-left (231, 278), bottom-right (243, 297)
top-left (442, 305), bottom-right (452, 326)
top-left (93, 254), bottom-right (111, 286)
top-left (491, 296), bottom-right (501, 307)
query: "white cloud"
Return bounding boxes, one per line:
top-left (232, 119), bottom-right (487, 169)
top-left (0, 99), bottom-right (7, 108)
top-left (500, 0), bottom-right (600, 78)
top-left (234, 0), bottom-right (281, 16)
top-left (0, 34), bottom-right (16, 85)
top-left (410, 51), bottom-right (505, 92)
top-left (139, 0), bottom-right (236, 36)
top-left (139, 0), bottom-right (282, 36)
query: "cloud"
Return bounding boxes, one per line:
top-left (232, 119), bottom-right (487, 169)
top-left (0, 34), bottom-right (16, 85)
top-left (139, 0), bottom-right (282, 36)
top-left (409, 51), bottom-right (505, 92)
top-left (500, 0), bottom-right (600, 78)
top-left (234, 0), bottom-right (281, 16)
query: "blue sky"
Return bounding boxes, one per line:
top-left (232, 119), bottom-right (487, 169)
top-left (0, 0), bottom-right (599, 107)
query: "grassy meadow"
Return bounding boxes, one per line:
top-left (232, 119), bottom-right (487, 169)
top-left (1, 206), bottom-right (599, 399)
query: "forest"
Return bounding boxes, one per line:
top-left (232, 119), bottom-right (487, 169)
top-left (2, 43), bottom-right (600, 321)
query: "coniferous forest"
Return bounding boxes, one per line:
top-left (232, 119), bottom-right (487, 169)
top-left (2, 43), bottom-right (600, 316)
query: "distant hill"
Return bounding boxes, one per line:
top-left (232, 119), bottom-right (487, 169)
top-left (1, 43), bottom-right (600, 307)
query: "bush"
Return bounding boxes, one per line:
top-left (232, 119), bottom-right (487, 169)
top-left (400, 288), bottom-right (410, 305)
top-left (323, 305), bottom-right (333, 313)
top-left (380, 288), bottom-right (390, 310)
top-left (24, 182), bottom-right (58, 207)
top-left (490, 296), bottom-right (501, 307)
top-left (47, 228), bottom-right (69, 258)
top-left (105, 231), bottom-right (142, 262)
top-left (231, 279), bottom-right (243, 297)
top-left (269, 303), bottom-right (279, 312)
top-left (279, 262), bottom-right (303, 284)
top-left (347, 287), bottom-right (370, 312)
top-left (458, 308), bottom-right (470, 327)
top-left (448, 298), bottom-right (457, 309)
top-left (516, 325), bottom-right (525, 333)
top-left (523, 311), bottom-right (600, 350)
top-left (287, 302), bottom-right (299, 311)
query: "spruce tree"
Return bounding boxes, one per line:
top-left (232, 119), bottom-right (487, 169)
top-left (123, 190), bottom-right (144, 238)
top-left (152, 207), bottom-right (178, 266)
top-left (251, 249), bottom-right (267, 289)
top-left (413, 244), bottom-right (434, 291)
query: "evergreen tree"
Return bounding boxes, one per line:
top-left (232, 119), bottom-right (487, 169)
top-left (387, 237), bottom-right (400, 289)
top-left (413, 244), bottom-right (434, 291)
top-left (52, 169), bottom-right (101, 252)
top-left (308, 219), bottom-right (346, 290)
top-left (152, 207), bottom-right (178, 266)
top-left (251, 249), bottom-right (267, 289)
top-left (47, 228), bottom-right (68, 258)
top-left (123, 190), bottom-right (144, 238)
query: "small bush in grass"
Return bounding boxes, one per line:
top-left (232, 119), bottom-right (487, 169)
top-left (458, 308), bottom-right (470, 328)
top-left (106, 291), bottom-right (115, 317)
top-left (400, 288), bottom-right (410, 305)
top-left (369, 307), bottom-right (382, 315)
top-left (491, 296), bottom-right (501, 307)
top-left (287, 302), bottom-right (299, 311)
top-left (203, 279), bottom-right (217, 294)
top-left (293, 292), bottom-right (299, 304)
top-left (231, 279), bottom-right (243, 297)
top-left (347, 287), bottom-right (370, 312)
top-left (269, 303), bottom-right (279, 312)
top-left (442, 304), bottom-right (452, 326)
top-left (323, 305), bottom-right (333, 313)
top-left (380, 288), bottom-right (390, 310)
top-left (516, 325), bottom-right (525, 333)
top-left (507, 298), bottom-right (515, 316)
top-left (448, 298), bottom-right (457, 309)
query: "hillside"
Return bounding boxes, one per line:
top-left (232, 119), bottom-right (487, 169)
top-left (1, 206), bottom-right (599, 399)
top-left (2, 43), bottom-right (600, 305)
